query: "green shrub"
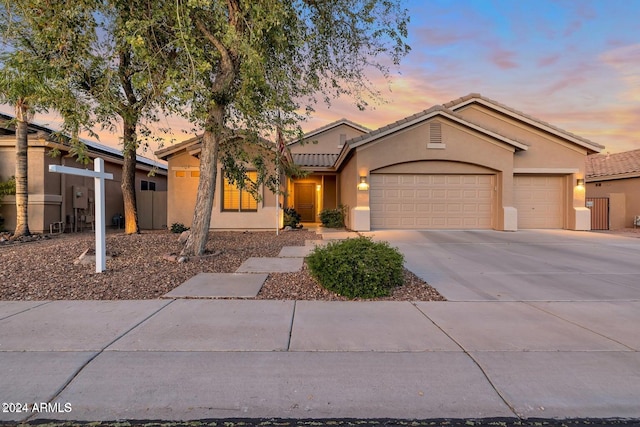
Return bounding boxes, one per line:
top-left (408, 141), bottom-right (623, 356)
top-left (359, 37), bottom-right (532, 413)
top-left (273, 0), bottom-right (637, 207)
top-left (0, 176), bottom-right (16, 208)
top-left (319, 205), bottom-right (346, 228)
top-left (170, 222), bottom-right (189, 233)
top-left (306, 236), bottom-right (404, 299)
top-left (283, 207), bottom-right (302, 228)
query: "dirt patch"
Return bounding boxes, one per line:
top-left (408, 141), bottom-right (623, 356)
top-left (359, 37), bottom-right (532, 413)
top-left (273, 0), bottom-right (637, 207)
top-left (0, 229), bottom-right (445, 301)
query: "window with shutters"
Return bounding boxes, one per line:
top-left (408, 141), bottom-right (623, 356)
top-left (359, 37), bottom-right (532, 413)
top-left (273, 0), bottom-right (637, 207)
top-left (222, 170), bottom-right (258, 212)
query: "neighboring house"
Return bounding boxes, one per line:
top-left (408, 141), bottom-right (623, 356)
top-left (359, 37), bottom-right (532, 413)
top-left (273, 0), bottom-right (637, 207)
top-left (586, 149), bottom-right (640, 229)
top-left (0, 114), bottom-right (168, 233)
top-left (157, 93), bottom-right (604, 232)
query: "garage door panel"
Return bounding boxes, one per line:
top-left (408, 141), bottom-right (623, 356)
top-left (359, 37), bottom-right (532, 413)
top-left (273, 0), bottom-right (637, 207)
top-left (370, 174), bottom-right (494, 229)
top-left (514, 176), bottom-right (564, 229)
top-left (432, 189), bottom-right (446, 199)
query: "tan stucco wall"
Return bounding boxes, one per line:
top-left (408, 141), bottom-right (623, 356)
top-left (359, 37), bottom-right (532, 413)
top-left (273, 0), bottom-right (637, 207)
top-left (374, 161), bottom-right (495, 175)
top-left (166, 149), bottom-right (280, 230)
top-left (339, 152), bottom-right (358, 229)
top-left (290, 123), bottom-right (367, 155)
top-left (166, 151), bottom-right (199, 227)
top-left (358, 119), bottom-right (513, 173)
top-left (587, 178), bottom-right (640, 228)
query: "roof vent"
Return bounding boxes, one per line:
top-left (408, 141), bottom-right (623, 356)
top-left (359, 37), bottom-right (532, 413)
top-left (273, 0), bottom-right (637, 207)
top-left (338, 133), bottom-right (346, 148)
top-left (428, 122), bottom-right (445, 149)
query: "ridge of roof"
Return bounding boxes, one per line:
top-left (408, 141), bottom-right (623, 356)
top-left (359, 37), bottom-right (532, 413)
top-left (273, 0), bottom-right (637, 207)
top-left (155, 135), bottom-right (200, 159)
top-left (346, 104), bottom-right (528, 151)
top-left (586, 148), bottom-right (640, 179)
top-left (444, 93), bottom-right (604, 152)
top-left (289, 118), bottom-right (370, 146)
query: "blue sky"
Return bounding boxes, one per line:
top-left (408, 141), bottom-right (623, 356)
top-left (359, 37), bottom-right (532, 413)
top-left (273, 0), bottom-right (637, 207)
top-left (2, 0), bottom-right (639, 155)
top-left (309, 0), bottom-right (640, 153)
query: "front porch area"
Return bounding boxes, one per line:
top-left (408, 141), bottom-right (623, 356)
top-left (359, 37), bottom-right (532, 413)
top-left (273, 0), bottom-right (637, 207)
top-left (286, 174), bottom-right (338, 223)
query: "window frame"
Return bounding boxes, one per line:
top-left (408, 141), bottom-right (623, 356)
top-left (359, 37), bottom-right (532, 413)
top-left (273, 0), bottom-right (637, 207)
top-left (221, 170), bottom-right (259, 212)
top-left (141, 180), bottom-right (157, 191)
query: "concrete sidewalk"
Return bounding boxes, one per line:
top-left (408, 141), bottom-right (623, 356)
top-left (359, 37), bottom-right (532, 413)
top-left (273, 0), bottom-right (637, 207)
top-left (2, 299), bottom-right (640, 422)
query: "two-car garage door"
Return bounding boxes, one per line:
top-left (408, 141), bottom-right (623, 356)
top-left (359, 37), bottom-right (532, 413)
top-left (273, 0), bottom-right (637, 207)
top-left (370, 174), bottom-right (494, 229)
top-left (370, 173), bottom-right (565, 230)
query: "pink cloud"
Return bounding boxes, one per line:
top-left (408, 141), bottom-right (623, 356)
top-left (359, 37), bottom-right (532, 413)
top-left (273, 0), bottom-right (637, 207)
top-left (489, 47), bottom-right (518, 70)
top-left (415, 27), bottom-right (476, 47)
top-left (563, 20), bottom-right (583, 37)
top-left (538, 54), bottom-right (561, 67)
top-left (599, 44), bottom-right (640, 102)
top-left (536, 106), bottom-right (640, 153)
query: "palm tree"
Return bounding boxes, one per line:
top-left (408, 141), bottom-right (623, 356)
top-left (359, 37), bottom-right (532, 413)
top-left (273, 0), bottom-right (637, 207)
top-left (0, 67), bottom-right (53, 237)
top-left (1, 0), bottom-right (97, 237)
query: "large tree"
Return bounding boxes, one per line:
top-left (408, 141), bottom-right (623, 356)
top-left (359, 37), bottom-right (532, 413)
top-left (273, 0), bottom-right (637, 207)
top-left (77, 0), bottom-right (176, 234)
top-left (0, 0), bottom-right (96, 237)
top-left (172, 0), bottom-right (410, 256)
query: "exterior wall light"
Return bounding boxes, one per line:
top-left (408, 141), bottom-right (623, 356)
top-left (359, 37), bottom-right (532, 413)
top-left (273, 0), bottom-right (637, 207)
top-left (357, 175), bottom-right (369, 191)
top-left (577, 178), bottom-right (585, 187)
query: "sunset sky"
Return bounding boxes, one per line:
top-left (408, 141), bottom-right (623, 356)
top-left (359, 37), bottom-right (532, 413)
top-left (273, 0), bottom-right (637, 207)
top-left (2, 0), bottom-right (639, 158)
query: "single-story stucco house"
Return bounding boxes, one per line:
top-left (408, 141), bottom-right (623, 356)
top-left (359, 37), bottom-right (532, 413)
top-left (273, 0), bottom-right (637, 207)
top-left (157, 93), bottom-right (604, 232)
top-left (0, 114), bottom-right (168, 233)
top-left (586, 149), bottom-right (640, 229)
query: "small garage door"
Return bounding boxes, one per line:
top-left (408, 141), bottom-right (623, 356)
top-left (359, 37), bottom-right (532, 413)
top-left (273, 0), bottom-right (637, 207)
top-left (370, 174), bottom-right (494, 229)
top-left (514, 176), bottom-right (564, 229)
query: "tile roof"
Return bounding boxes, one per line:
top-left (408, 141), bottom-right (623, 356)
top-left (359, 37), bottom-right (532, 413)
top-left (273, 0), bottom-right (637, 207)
top-left (586, 149), bottom-right (640, 179)
top-left (292, 153), bottom-right (339, 168)
top-left (444, 93), bottom-right (604, 152)
top-left (0, 113), bottom-right (167, 170)
top-left (288, 118), bottom-right (370, 146)
top-left (346, 105), bottom-right (528, 151)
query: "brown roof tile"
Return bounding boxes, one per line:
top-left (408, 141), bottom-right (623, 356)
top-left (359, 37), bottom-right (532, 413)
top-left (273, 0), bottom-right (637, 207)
top-left (586, 148), bottom-right (640, 178)
top-left (292, 153), bottom-right (339, 168)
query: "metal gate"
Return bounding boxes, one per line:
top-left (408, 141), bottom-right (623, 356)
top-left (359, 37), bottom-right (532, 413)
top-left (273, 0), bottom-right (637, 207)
top-left (586, 197), bottom-right (609, 230)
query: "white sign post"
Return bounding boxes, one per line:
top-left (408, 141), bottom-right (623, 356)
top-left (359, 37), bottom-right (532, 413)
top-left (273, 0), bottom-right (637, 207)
top-left (49, 158), bottom-right (114, 273)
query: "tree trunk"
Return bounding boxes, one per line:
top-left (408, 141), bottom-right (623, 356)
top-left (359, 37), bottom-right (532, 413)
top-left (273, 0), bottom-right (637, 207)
top-left (181, 106), bottom-right (224, 257)
top-left (121, 120), bottom-right (139, 234)
top-left (13, 103), bottom-right (30, 237)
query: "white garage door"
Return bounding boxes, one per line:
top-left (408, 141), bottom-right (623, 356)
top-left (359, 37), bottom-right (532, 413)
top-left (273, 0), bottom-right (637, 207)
top-left (370, 174), bottom-right (494, 229)
top-left (514, 175), bottom-right (564, 229)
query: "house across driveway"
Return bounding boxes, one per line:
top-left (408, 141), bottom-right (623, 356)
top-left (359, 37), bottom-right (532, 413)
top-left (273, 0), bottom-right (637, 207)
top-left (365, 229), bottom-right (640, 302)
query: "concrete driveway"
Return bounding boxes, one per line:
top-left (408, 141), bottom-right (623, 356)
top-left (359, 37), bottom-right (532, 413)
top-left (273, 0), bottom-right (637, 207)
top-left (364, 229), bottom-right (640, 301)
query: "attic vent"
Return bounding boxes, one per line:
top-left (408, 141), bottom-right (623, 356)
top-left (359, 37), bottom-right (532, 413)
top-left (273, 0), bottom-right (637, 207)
top-left (428, 122), bottom-right (445, 149)
top-left (338, 133), bottom-right (347, 148)
top-left (430, 122), bottom-right (442, 144)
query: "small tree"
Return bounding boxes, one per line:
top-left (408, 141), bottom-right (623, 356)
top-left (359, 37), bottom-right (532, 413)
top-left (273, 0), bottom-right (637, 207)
top-left (76, 0), bottom-right (177, 234)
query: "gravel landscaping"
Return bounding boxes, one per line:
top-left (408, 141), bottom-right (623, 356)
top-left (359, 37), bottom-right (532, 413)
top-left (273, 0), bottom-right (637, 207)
top-left (0, 229), bottom-right (445, 301)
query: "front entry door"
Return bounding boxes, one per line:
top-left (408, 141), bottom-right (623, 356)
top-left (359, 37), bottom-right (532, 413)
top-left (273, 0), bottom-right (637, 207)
top-left (295, 183), bottom-right (316, 222)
